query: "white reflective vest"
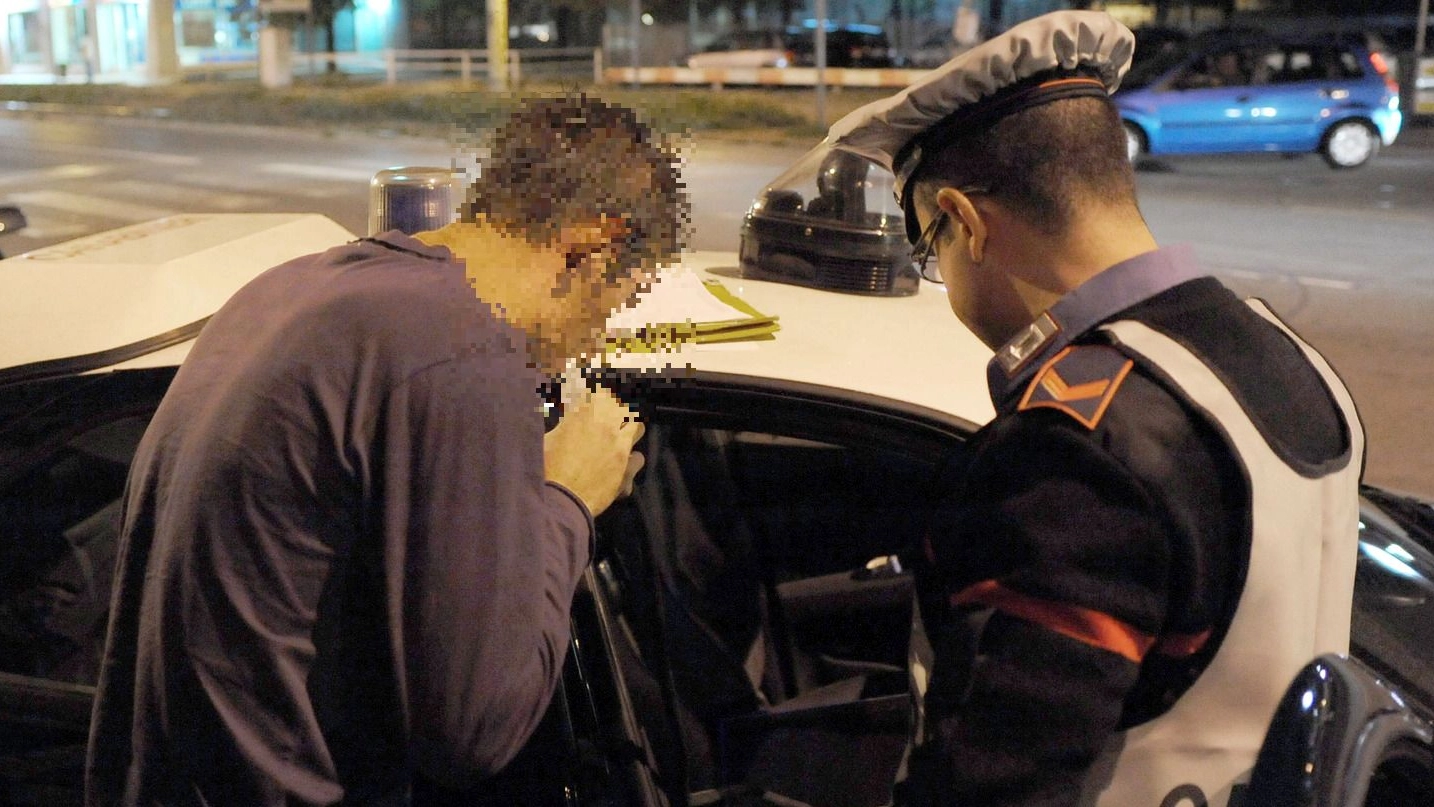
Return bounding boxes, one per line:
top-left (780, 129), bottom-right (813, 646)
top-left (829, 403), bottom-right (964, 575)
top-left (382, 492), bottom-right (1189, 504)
top-left (1080, 300), bottom-right (1365, 807)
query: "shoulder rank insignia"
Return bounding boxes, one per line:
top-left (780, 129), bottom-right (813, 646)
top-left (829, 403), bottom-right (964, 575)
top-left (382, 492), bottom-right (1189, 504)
top-left (1017, 345), bottom-right (1135, 430)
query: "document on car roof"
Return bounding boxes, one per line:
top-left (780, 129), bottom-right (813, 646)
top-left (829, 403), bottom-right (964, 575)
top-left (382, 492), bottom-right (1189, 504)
top-left (606, 267), bottom-right (779, 350)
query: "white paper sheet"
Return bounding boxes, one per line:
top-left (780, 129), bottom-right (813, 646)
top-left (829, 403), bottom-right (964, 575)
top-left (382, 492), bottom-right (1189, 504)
top-left (606, 268), bottom-right (755, 331)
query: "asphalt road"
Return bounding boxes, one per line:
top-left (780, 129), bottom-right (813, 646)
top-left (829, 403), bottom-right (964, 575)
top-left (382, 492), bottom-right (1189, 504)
top-left (2, 113), bottom-right (1432, 496)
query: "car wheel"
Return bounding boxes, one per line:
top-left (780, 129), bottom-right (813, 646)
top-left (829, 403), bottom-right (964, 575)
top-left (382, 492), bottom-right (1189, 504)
top-left (1123, 122), bottom-right (1145, 165)
top-left (1321, 120), bottom-right (1379, 169)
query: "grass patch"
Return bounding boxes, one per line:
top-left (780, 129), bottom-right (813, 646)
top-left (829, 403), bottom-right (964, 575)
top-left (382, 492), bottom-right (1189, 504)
top-left (0, 75), bottom-right (892, 143)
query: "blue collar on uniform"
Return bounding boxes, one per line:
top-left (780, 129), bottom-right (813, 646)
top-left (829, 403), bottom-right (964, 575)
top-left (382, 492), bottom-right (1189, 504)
top-left (986, 244), bottom-right (1206, 411)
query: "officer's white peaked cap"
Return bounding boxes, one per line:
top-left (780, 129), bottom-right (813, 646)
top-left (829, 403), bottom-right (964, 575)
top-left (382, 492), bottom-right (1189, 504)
top-left (825, 10), bottom-right (1135, 239)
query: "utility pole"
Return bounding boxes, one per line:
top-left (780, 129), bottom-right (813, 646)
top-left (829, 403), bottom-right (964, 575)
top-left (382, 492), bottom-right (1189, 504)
top-left (630, 0), bottom-right (641, 89)
top-left (488, 0), bottom-right (509, 91)
top-left (815, 0), bottom-right (827, 127)
top-left (1418, 0), bottom-right (1429, 57)
top-left (145, 0), bottom-right (181, 83)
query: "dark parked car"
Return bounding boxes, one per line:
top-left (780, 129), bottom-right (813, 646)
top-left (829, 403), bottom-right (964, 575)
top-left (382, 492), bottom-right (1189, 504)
top-left (688, 23), bottom-right (893, 69)
top-left (1116, 29), bottom-right (1403, 168)
top-left (3, 209), bottom-right (1433, 806)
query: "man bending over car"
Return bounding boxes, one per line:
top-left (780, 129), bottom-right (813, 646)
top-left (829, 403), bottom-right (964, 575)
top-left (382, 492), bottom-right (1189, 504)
top-left (85, 94), bottom-right (685, 807)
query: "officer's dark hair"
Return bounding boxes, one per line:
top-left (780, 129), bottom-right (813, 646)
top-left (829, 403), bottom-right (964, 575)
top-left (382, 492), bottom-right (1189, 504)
top-left (912, 94), bottom-right (1136, 235)
top-left (463, 94), bottom-right (688, 280)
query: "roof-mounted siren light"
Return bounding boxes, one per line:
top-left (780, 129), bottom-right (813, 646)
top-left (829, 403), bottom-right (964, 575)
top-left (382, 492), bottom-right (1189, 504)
top-left (368, 167), bottom-right (459, 236)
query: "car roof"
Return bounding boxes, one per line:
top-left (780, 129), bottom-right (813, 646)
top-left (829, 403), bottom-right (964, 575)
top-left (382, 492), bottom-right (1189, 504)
top-left (0, 213), bottom-right (356, 381)
top-left (611, 252), bottom-right (996, 427)
top-left (0, 215), bottom-right (998, 427)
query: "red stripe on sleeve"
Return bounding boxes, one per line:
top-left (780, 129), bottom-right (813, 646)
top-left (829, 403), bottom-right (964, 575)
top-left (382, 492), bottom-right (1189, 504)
top-left (951, 580), bottom-right (1155, 663)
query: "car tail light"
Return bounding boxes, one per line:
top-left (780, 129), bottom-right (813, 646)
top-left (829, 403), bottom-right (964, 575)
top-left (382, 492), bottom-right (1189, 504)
top-left (1369, 51), bottom-right (1400, 94)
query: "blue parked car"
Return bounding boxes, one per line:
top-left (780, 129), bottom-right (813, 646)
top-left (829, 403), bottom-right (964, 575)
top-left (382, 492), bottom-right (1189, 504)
top-left (1115, 29), bottom-right (1403, 169)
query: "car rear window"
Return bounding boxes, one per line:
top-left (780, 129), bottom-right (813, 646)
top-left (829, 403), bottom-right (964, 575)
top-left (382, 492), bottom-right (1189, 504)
top-left (1121, 41), bottom-right (1195, 90)
top-left (1264, 44), bottom-right (1365, 83)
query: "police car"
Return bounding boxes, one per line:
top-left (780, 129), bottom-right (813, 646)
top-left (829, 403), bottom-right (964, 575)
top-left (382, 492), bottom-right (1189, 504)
top-left (2, 207), bottom-right (1433, 806)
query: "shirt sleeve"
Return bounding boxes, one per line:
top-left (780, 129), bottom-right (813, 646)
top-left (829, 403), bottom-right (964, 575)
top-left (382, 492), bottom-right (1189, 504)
top-left (903, 410), bottom-right (1171, 806)
top-left (380, 351), bottom-right (594, 787)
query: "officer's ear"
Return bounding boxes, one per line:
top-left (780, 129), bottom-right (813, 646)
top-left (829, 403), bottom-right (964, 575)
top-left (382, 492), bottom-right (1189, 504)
top-left (936, 186), bottom-right (987, 264)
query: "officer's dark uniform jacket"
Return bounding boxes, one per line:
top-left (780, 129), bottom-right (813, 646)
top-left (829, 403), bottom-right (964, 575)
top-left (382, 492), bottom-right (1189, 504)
top-left (901, 245), bottom-right (1363, 807)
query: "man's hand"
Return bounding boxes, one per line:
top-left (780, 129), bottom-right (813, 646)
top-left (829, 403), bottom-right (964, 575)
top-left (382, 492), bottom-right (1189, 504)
top-left (544, 386), bottom-right (645, 516)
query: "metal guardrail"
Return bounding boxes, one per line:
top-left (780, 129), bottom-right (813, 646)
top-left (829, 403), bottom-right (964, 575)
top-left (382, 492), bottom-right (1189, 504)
top-left (281, 47), bottom-right (600, 84)
top-left (601, 65), bottom-right (932, 89)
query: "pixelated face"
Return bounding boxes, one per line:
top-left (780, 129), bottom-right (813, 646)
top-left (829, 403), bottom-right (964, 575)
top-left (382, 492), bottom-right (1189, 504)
top-left (457, 94), bottom-right (688, 366)
top-left (474, 218), bottom-right (661, 370)
top-left (557, 224), bottom-right (664, 357)
top-left (462, 94), bottom-right (688, 278)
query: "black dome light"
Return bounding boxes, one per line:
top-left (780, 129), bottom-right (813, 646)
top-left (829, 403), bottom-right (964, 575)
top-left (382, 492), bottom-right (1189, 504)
top-left (739, 144), bottom-right (920, 297)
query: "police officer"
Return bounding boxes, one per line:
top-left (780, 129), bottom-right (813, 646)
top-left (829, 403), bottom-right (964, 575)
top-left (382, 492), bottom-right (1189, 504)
top-left (826, 11), bottom-right (1364, 806)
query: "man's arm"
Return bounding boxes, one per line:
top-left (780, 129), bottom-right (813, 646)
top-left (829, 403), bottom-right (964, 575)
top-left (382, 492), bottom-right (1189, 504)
top-left (384, 353), bottom-right (593, 787)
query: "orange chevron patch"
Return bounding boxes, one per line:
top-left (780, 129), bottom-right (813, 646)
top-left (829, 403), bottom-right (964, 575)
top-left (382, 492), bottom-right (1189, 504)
top-left (1018, 345), bottom-right (1134, 430)
top-left (1038, 371), bottom-right (1110, 402)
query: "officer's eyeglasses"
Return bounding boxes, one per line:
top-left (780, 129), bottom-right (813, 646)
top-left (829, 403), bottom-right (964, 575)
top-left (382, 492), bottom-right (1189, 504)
top-left (911, 186), bottom-right (989, 283)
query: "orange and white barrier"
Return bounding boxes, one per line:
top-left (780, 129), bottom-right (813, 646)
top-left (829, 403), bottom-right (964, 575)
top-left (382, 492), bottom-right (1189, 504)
top-left (1418, 56), bottom-right (1434, 115)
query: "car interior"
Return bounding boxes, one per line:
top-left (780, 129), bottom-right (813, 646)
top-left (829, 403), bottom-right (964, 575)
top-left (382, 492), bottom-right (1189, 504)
top-left (461, 371), bottom-right (971, 807)
top-left (0, 367), bottom-right (969, 806)
top-left (0, 368), bottom-right (174, 806)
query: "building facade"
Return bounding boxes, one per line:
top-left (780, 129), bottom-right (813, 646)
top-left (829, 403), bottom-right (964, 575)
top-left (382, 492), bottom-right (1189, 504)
top-left (0, 0), bottom-right (1314, 82)
top-left (0, 0), bottom-right (398, 80)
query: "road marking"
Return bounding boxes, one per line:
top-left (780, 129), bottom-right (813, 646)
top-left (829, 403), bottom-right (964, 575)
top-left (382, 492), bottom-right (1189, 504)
top-left (1286, 203), bottom-right (1432, 224)
top-left (259, 163), bottom-right (375, 183)
top-left (94, 180), bottom-right (269, 212)
top-left (1220, 269), bottom-right (1264, 281)
top-left (1214, 266), bottom-right (1356, 291)
top-left (8, 190), bottom-right (177, 222)
top-left (1195, 242), bottom-right (1362, 292)
top-left (0, 163), bottom-right (112, 185)
top-left (168, 171), bottom-right (349, 200)
top-left (11, 140), bottom-right (203, 166)
top-left (1297, 275), bottom-right (1356, 290)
